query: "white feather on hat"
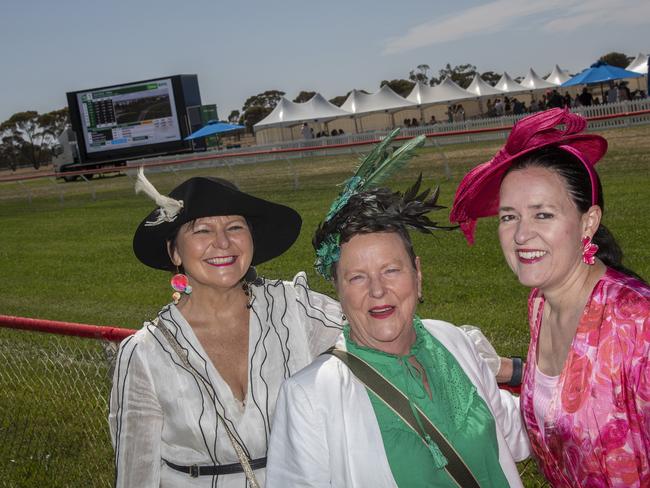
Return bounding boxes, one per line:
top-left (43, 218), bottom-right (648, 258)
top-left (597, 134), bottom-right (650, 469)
top-left (135, 167), bottom-right (184, 226)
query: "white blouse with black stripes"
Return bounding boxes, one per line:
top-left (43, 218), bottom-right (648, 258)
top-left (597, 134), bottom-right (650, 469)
top-left (109, 272), bottom-right (343, 488)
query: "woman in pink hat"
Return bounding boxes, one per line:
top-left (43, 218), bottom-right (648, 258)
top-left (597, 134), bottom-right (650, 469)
top-left (451, 108), bottom-right (650, 487)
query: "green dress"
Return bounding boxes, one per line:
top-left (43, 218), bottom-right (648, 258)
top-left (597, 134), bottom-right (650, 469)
top-left (343, 317), bottom-right (509, 487)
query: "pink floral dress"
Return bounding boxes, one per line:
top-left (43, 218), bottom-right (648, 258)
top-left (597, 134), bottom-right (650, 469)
top-left (521, 268), bottom-right (650, 487)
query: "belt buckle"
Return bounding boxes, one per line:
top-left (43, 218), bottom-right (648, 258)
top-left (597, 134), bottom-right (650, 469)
top-left (190, 464), bottom-right (199, 478)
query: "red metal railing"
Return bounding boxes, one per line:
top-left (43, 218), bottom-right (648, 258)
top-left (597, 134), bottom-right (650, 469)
top-left (0, 314), bottom-right (135, 342)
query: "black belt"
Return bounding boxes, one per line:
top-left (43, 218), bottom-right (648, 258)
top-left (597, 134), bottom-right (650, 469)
top-left (164, 457), bottom-right (266, 477)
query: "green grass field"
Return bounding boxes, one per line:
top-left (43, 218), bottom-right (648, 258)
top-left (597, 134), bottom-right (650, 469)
top-left (1, 126), bottom-right (649, 486)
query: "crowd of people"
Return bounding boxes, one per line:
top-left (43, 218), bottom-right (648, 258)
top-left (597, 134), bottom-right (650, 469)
top-left (300, 122), bottom-right (345, 139)
top-left (110, 110), bottom-right (649, 487)
top-left (486, 83), bottom-right (646, 118)
top-left (296, 83), bottom-right (647, 140)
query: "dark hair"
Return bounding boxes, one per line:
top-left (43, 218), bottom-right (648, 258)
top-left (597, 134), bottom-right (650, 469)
top-left (313, 183), bottom-right (453, 280)
top-left (507, 146), bottom-right (644, 281)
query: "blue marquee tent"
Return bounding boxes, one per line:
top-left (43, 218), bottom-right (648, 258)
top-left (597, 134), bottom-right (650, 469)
top-left (185, 121), bottom-right (245, 140)
top-left (562, 61), bottom-right (642, 87)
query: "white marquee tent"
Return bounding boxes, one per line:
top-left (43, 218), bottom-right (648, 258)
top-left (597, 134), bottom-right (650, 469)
top-left (405, 82), bottom-right (431, 105)
top-left (545, 65), bottom-right (571, 85)
top-left (466, 74), bottom-right (504, 97)
top-left (254, 93), bottom-right (349, 129)
top-left (253, 59), bottom-right (634, 143)
top-left (520, 68), bottom-right (556, 90)
top-left (626, 53), bottom-right (649, 74)
top-left (340, 85), bottom-right (415, 114)
top-left (494, 72), bottom-right (527, 93)
top-left (406, 78), bottom-right (474, 105)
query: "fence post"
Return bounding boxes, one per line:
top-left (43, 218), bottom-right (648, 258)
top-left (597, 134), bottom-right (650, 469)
top-left (48, 177), bottom-right (65, 203)
top-left (17, 180), bottom-right (32, 204)
top-left (79, 174), bottom-right (96, 201)
top-left (285, 158), bottom-right (300, 190)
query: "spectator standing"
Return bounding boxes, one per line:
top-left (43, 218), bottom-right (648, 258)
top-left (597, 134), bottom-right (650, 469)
top-left (457, 104), bottom-right (465, 122)
top-left (619, 83), bottom-right (631, 101)
top-left (606, 84), bottom-right (619, 104)
top-left (577, 87), bottom-right (593, 107)
top-left (486, 99), bottom-right (495, 117)
top-left (548, 90), bottom-right (564, 109)
top-left (504, 97), bottom-right (512, 114)
top-left (512, 99), bottom-right (525, 115)
top-left (495, 99), bottom-right (505, 116)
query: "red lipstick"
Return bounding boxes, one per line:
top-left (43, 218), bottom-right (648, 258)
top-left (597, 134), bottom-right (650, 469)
top-left (369, 305), bottom-right (396, 319)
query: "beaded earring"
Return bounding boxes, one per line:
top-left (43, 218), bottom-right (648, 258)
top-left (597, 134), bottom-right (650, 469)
top-left (171, 272), bottom-right (192, 304)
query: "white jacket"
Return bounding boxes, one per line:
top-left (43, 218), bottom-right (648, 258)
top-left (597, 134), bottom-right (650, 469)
top-left (266, 319), bottom-right (530, 487)
top-left (109, 273), bottom-right (343, 488)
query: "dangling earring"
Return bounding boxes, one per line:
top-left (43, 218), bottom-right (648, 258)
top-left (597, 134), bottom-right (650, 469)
top-left (242, 266), bottom-right (257, 310)
top-left (171, 272), bottom-right (192, 304)
top-left (581, 236), bottom-right (599, 265)
top-left (418, 296), bottom-right (425, 304)
top-left (341, 313), bottom-right (347, 323)
top-left (242, 281), bottom-right (253, 309)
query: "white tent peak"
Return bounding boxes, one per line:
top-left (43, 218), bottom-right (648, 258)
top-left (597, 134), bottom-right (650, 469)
top-left (305, 93), bottom-right (348, 114)
top-left (466, 74), bottom-right (504, 96)
top-left (438, 77), bottom-right (467, 90)
top-left (407, 78), bottom-right (474, 105)
top-left (545, 65), bottom-right (571, 85)
top-left (406, 81), bottom-right (429, 105)
top-left (494, 72), bottom-right (527, 93)
top-left (340, 85), bottom-right (414, 114)
top-left (254, 94), bottom-right (350, 129)
top-left (520, 68), bottom-right (556, 90)
top-left (626, 53), bottom-right (649, 74)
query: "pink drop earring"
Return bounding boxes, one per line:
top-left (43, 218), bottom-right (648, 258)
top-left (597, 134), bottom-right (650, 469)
top-left (171, 272), bottom-right (192, 304)
top-left (581, 236), bottom-right (599, 265)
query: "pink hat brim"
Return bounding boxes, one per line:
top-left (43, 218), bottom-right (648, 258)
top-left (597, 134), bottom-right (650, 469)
top-left (450, 109), bottom-right (607, 244)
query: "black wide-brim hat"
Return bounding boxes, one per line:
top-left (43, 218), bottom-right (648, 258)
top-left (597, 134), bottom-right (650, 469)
top-left (133, 177), bottom-right (302, 271)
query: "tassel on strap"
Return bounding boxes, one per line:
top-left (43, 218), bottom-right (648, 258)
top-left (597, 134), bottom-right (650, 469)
top-left (424, 433), bottom-right (448, 469)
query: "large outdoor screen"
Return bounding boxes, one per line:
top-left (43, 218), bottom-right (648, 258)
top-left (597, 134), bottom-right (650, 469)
top-left (75, 78), bottom-right (182, 154)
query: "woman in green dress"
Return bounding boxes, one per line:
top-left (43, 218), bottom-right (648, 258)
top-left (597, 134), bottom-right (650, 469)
top-left (265, 172), bottom-right (530, 487)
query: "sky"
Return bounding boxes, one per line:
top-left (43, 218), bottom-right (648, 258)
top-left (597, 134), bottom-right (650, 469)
top-left (0, 0), bottom-right (647, 123)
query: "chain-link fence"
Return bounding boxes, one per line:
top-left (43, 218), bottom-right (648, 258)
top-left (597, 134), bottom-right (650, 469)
top-left (0, 321), bottom-right (548, 487)
top-left (0, 324), bottom-right (124, 488)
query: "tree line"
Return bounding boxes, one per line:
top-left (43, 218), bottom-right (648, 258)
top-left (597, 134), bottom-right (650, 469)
top-left (0, 109), bottom-right (68, 170)
top-left (0, 52), bottom-right (635, 171)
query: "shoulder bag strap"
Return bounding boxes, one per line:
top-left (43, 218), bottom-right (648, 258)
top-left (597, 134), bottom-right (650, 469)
top-left (152, 318), bottom-right (261, 488)
top-left (324, 347), bottom-right (481, 488)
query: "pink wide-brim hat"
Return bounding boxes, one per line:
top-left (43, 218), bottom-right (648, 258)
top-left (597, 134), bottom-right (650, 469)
top-left (449, 108), bottom-right (608, 244)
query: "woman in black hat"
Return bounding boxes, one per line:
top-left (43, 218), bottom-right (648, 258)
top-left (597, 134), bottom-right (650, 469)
top-left (108, 170), bottom-right (343, 488)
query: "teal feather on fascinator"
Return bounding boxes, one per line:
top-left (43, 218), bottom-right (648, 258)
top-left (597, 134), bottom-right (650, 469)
top-left (325, 129), bottom-right (426, 222)
top-left (314, 129), bottom-right (441, 279)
